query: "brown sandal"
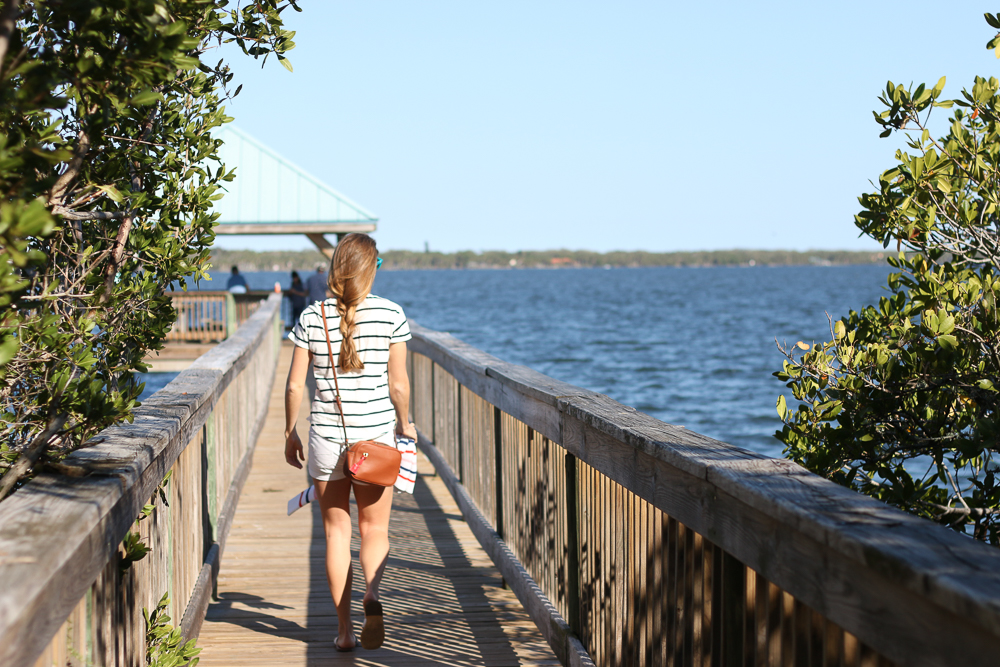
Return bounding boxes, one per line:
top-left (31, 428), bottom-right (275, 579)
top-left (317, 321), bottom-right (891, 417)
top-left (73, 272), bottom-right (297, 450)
top-left (360, 600), bottom-right (385, 649)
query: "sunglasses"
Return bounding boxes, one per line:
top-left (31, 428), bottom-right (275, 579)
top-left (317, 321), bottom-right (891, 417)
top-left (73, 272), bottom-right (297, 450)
top-left (376, 257), bottom-right (383, 269)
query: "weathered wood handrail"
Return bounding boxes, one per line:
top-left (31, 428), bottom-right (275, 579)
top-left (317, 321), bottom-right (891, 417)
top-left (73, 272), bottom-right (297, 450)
top-left (407, 322), bottom-right (1000, 667)
top-left (0, 293), bottom-right (283, 667)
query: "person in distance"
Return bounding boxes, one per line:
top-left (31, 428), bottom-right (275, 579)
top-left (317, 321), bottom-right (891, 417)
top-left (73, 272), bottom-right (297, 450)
top-left (227, 265), bottom-right (248, 294)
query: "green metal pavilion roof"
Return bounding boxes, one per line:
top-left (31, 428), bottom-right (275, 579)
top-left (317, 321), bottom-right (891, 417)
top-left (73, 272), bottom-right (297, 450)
top-left (212, 125), bottom-right (377, 248)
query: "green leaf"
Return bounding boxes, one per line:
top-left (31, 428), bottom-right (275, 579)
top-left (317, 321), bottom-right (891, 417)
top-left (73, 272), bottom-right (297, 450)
top-left (131, 90), bottom-right (163, 106)
top-left (937, 334), bottom-right (958, 349)
top-left (96, 184), bottom-right (124, 203)
top-left (0, 336), bottom-right (18, 366)
top-left (17, 199), bottom-right (55, 236)
top-left (159, 20), bottom-right (188, 36)
top-left (278, 56), bottom-right (293, 72)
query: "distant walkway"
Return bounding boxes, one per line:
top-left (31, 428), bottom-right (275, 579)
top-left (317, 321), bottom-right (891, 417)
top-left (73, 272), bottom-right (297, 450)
top-left (197, 342), bottom-right (559, 666)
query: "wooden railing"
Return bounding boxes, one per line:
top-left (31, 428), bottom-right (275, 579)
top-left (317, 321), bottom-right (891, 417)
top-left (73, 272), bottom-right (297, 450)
top-left (408, 323), bottom-right (1000, 667)
top-left (165, 290), bottom-right (271, 342)
top-left (232, 291), bottom-right (272, 325)
top-left (0, 293), bottom-right (283, 667)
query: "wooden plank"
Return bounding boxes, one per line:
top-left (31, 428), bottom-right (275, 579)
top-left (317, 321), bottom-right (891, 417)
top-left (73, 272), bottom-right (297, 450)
top-left (181, 366), bottom-right (269, 640)
top-left (197, 346), bottom-right (562, 666)
top-left (794, 599), bottom-right (809, 666)
top-left (557, 411), bottom-right (1000, 666)
top-left (768, 580), bottom-right (782, 666)
top-left (682, 522), bottom-right (694, 667)
top-left (722, 552), bottom-right (747, 667)
top-left (782, 591), bottom-right (794, 667)
top-left (665, 516), bottom-right (678, 667)
top-left (0, 295), bottom-right (283, 667)
top-left (607, 479), bottom-right (619, 667)
top-left (579, 462), bottom-right (594, 660)
top-left (404, 324), bottom-right (1000, 665)
top-left (417, 436), bottom-right (594, 667)
top-left (494, 405), bottom-right (504, 540)
top-left (702, 538), bottom-right (714, 667)
top-left (411, 353), bottom-right (434, 440)
top-left (754, 571), bottom-right (768, 666)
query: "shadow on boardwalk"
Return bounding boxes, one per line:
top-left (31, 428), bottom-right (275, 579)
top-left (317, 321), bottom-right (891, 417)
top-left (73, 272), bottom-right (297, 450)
top-left (197, 343), bottom-right (557, 666)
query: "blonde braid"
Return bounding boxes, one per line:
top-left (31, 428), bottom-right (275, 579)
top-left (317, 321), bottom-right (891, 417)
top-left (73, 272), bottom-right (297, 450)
top-left (328, 234), bottom-right (378, 373)
top-left (337, 299), bottom-right (361, 372)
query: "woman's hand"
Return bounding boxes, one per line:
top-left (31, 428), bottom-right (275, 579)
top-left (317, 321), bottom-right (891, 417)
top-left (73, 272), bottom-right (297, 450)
top-left (284, 346), bottom-right (311, 469)
top-left (285, 429), bottom-right (304, 469)
top-left (396, 420), bottom-right (417, 441)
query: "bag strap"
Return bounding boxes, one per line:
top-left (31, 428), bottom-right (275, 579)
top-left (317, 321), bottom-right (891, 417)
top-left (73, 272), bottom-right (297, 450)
top-left (319, 302), bottom-right (350, 447)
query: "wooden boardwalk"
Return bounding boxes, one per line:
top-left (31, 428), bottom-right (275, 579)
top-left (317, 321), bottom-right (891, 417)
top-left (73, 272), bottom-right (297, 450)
top-left (197, 342), bottom-right (559, 666)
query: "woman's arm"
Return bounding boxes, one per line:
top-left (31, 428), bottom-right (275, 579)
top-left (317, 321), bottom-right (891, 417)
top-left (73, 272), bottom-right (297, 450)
top-left (284, 345), bottom-right (312, 468)
top-left (387, 341), bottom-right (417, 440)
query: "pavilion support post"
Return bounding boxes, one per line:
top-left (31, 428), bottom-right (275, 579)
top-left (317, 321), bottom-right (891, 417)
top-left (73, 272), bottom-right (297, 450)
top-left (306, 233), bottom-right (335, 259)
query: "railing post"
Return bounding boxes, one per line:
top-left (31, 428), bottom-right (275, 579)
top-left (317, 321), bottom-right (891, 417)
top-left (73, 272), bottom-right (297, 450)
top-left (429, 361), bottom-right (436, 444)
top-left (455, 385), bottom-right (463, 484)
top-left (722, 551), bottom-right (746, 667)
top-left (205, 419), bottom-right (218, 544)
top-left (565, 452), bottom-right (581, 637)
top-left (225, 292), bottom-right (237, 339)
top-left (406, 352), bottom-right (414, 422)
top-left (494, 405), bottom-right (504, 541)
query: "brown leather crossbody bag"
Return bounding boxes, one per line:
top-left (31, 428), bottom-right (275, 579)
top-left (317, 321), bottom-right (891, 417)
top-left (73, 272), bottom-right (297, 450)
top-left (320, 303), bottom-right (401, 487)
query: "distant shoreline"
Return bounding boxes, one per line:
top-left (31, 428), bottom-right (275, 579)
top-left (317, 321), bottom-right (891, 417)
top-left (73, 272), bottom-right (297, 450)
top-left (211, 248), bottom-right (889, 272)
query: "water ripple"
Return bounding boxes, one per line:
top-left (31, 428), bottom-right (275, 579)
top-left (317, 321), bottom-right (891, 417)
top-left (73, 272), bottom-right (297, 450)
top-left (373, 265), bottom-right (890, 457)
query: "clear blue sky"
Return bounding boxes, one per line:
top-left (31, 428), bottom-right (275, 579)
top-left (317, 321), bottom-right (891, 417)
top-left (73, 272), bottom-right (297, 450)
top-left (212, 1), bottom-right (998, 253)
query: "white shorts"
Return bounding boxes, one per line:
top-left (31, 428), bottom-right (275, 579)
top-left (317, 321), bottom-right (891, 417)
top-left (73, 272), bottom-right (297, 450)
top-left (307, 426), bottom-right (395, 482)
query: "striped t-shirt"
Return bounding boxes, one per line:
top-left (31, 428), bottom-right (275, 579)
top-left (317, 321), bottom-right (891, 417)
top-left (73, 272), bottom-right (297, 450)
top-left (289, 295), bottom-right (411, 444)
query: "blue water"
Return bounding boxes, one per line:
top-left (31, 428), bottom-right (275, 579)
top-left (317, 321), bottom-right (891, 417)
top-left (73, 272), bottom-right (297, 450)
top-left (169, 265), bottom-right (892, 458)
top-left (138, 372), bottom-right (179, 400)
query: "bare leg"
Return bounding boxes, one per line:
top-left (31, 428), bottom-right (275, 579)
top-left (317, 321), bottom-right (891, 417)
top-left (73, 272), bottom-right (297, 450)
top-left (315, 477), bottom-right (355, 649)
top-left (353, 481), bottom-right (393, 649)
top-left (353, 481), bottom-right (394, 602)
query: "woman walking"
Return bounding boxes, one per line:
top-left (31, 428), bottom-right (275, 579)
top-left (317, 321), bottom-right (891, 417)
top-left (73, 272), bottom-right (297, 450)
top-left (283, 233), bottom-right (416, 652)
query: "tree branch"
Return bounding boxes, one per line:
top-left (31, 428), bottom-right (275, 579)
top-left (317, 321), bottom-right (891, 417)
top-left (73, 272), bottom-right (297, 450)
top-left (48, 129), bottom-right (91, 207)
top-left (104, 134), bottom-right (166, 147)
top-left (0, 412), bottom-right (68, 502)
top-left (925, 502), bottom-right (1000, 519)
top-left (101, 104), bottom-right (160, 302)
top-left (53, 208), bottom-right (128, 221)
top-left (0, 0), bottom-right (19, 78)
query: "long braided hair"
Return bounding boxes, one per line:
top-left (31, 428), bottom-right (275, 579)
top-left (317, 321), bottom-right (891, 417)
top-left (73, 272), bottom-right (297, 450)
top-left (327, 233), bottom-right (378, 373)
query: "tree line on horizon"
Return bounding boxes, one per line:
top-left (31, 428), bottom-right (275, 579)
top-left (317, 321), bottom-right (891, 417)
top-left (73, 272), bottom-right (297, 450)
top-left (211, 247), bottom-right (888, 272)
